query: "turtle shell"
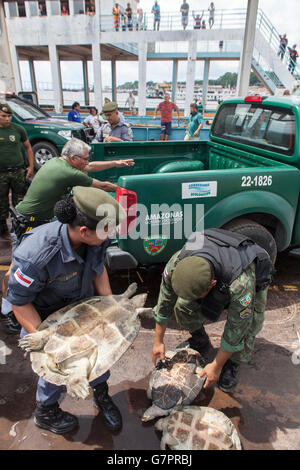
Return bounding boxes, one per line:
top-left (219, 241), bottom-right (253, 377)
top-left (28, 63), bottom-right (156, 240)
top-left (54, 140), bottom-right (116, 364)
top-left (155, 406), bottom-right (242, 450)
top-left (150, 349), bottom-right (205, 410)
top-left (31, 293), bottom-right (144, 386)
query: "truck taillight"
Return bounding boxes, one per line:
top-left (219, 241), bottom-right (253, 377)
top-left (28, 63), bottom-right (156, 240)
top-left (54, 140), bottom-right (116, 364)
top-left (116, 186), bottom-right (138, 236)
top-left (244, 95), bottom-right (263, 103)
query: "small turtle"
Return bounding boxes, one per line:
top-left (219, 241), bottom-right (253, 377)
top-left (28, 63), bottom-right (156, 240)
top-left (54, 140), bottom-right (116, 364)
top-left (141, 348), bottom-right (206, 422)
top-left (155, 406), bottom-right (242, 450)
top-left (19, 283), bottom-right (149, 400)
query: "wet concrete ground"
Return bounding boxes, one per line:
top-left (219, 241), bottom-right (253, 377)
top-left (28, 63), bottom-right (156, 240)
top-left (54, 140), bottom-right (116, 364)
top-left (0, 237), bottom-right (299, 450)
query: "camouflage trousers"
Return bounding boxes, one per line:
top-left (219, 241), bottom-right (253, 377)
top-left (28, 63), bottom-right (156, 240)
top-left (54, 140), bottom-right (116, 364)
top-left (154, 253), bottom-right (269, 364)
top-left (0, 168), bottom-right (27, 220)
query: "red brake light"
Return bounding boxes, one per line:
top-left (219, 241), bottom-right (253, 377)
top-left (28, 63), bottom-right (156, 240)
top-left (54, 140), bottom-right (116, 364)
top-left (244, 95), bottom-right (263, 103)
top-left (115, 186), bottom-right (138, 236)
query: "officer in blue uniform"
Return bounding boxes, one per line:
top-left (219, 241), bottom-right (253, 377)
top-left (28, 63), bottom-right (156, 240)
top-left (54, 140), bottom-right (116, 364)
top-left (7, 186), bottom-right (126, 435)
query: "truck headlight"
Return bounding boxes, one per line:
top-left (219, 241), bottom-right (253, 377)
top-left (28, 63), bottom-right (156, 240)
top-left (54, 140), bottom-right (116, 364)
top-left (58, 130), bottom-right (72, 140)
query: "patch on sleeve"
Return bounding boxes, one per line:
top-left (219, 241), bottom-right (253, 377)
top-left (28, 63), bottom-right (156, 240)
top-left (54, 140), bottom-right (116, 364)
top-left (239, 293), bottom-right (252, 307)
top-left (14, 268), bottom-right (34, 288)
top-left (240, 308), bottom-right (252, 319)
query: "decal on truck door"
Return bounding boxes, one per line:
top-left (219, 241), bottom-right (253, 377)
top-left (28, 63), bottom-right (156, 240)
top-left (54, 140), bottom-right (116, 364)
top-left (182, 181), bottom-right (218, 199)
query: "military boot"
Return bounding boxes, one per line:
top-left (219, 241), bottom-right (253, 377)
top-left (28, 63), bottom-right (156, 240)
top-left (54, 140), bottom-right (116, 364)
top-left (0, 311), bottom-right (21, 334)
top-left (218, 359), bottom-right (240, 393)
top-left (34, 402), bottom-right (78, 434)
top-left (93, 382), bottom-right (122, 432)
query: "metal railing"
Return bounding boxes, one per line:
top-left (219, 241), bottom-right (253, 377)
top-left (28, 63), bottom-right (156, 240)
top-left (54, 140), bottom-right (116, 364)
top-left (12, 6), bottom-right (300, 92)
top-left (256, 9), bottom-right (300, 85)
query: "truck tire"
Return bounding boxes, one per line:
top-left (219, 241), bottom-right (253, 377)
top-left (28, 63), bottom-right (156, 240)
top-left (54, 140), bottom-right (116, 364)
top-left (32, 141), bottom-right (59, 170)
top-left (222, 218), bottom-right (277, 264)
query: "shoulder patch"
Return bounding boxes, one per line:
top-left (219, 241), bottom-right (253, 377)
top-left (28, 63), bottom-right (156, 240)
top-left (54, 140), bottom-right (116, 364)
top-left (240, 293), bottom-right (252, 307)
top-left (240, 308), bottom-right (251, 319)
top-left (14, 268), bottom-right (34, 288)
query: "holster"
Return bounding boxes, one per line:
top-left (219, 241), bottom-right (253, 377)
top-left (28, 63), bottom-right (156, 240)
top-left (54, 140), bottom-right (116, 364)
top-left (9, 206), bottom-right (49, 240)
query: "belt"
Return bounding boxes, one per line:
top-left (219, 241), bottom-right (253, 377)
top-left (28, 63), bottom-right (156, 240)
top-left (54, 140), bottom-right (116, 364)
top-left (0, 165), bottom-right (25, 173)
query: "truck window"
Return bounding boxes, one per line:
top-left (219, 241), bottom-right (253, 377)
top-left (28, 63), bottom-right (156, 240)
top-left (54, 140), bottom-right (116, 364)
top-left (212, 103), bottom-right (295, 156)
top-left (4, 97), bottom-right (48, 121)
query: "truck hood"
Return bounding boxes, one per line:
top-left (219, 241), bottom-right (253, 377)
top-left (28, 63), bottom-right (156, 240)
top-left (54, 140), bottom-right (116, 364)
top-left (29, 118), bottom-right (84, 129)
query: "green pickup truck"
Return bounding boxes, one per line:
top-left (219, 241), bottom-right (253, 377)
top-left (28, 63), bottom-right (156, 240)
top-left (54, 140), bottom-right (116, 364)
top-left (1, 93), bottom-right (87, 169)
top-left (90, 95), bottom-right (300, 271)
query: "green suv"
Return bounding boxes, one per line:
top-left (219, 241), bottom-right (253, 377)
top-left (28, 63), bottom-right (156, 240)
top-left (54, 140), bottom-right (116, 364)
top-left (1, 93), bottom-right (88, 169)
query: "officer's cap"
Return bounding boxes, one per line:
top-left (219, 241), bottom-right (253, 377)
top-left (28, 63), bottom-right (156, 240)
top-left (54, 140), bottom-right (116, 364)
top-left (101, 101), bottom-right (118, 113)
top-left (73, 186), bottom-right (126, 225)
top-left (171, 257), bottom-right (212, 300)
top-left (0, 102), bottom-right (13, 115)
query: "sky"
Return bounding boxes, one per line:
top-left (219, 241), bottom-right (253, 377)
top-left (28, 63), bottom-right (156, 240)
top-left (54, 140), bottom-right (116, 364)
top-left (19, 0), bottom-right (300, 89)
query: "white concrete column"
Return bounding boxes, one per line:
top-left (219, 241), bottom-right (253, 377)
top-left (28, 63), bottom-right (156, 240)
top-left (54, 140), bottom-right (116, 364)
top-left (94, 0), bottom-right (100, 16)
top-left (0, 1), bottom-right (16, 92)
top-left (111, 60), bottom-right (117, 102)
top-left (4, 2), bottom-right (19, 18)
top-left (185, 40), bottom-right (197, 116)
top-left (29, 59), bottom-right (37, 93)
top-left (9, 46), bottom-right (22, 92)
top-left (69, 0), bottom-right (75, 16)
top-left (49, 44), bottom-right (63, 112)
top-left (138, 42), bottom-right (147, 116)
top-left (82, 59), bottom-right (90, 106)
top-left (25, 1), bottom-right (38, 17)
top-left (45, 0), bottom-right (60, 16)
top-left (92, 42), bottom-right (103, 108)
top-left (237, 0), bottom-right (259, 96)
top-left (202, 59), bottom-right (210, 110)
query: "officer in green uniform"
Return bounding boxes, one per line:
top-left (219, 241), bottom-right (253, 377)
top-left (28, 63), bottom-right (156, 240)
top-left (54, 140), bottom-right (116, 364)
top-left (152, 229), bottom-right (274, 392)
top-left (0, 102), bottom-right (34, 239)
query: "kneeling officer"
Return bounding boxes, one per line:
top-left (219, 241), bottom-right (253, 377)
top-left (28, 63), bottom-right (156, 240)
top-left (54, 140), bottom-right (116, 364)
top-left (152, 229), bottom-right (274, 392)
top-left (7, 186), bottom-right (125, 434)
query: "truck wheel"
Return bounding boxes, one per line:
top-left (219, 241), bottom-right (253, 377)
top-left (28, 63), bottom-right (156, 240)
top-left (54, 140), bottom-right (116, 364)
top-left (222, 218), bottom-right (277, 264)
top-left (32, 141), bottom-right (59, 170)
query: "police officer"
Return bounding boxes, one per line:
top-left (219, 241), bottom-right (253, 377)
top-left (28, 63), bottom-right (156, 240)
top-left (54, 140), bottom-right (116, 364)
top-left (1, 137), bottom-right (134, 334)
top-left (7, 186), bottom-right (126, 434)
top-left (0, 102), bottom-right (34, 239)
top-left (93, 102), bottom-right (133, 143)
top-left (152, 229), bottom-right (274, 392)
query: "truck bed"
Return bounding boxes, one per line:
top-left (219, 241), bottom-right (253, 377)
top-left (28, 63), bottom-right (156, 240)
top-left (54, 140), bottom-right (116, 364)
top-left (90, 140), bottom-right (300, 267)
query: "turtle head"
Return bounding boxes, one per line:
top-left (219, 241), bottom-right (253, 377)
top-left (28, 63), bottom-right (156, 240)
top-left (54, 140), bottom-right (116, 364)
top-left (141, 404), bottom-right (170, 422)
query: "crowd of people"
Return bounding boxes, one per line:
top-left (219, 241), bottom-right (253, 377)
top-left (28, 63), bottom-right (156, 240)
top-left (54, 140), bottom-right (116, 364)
top-left (111, 2), bottom-right (217, 32)
top-left (36, 1), bottom-right (219, 33)
top-left (67, 93), bottom-right (205, 143)
top-left (278, 34), bottom-right (299, 76)
top-left (67, 99), bottom-right (133, 142)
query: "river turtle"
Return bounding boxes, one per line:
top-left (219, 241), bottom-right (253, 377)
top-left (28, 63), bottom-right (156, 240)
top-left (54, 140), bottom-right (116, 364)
top-left (141, 348), bottom-right (206, 422)
top-left (19, 283), bottom-right (148, 400)
top-left (155, 406), bottom-right (242, 450)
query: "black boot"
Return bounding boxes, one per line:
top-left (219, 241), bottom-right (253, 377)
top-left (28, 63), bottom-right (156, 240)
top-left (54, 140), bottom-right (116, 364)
top-left (34, 402), bottom-right (78, 434)
top-left (0, 311), bottom-right (21, 334)
top-left (188, 326), bottom-right (210, 352)
top-left (218, 359), bottom-right (240, 393)
top-left (93, 382), bottom-right (122, 432)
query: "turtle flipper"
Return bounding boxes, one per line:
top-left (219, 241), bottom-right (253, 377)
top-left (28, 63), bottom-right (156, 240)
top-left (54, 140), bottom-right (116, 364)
top-left (19, 330), bottom-right (51, 352)
top-left (118, 283), bottom-right (138, 299)
top-left (66, 375), bottom-right (90, 400)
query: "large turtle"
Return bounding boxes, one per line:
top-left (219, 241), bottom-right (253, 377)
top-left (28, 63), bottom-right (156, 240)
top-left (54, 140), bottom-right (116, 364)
top-left (155, 406), bottom-right (242, 450)
top-left (141, 348), bottom-right (206, 422)
top-left (19, 283), bottom-right (148, 400)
